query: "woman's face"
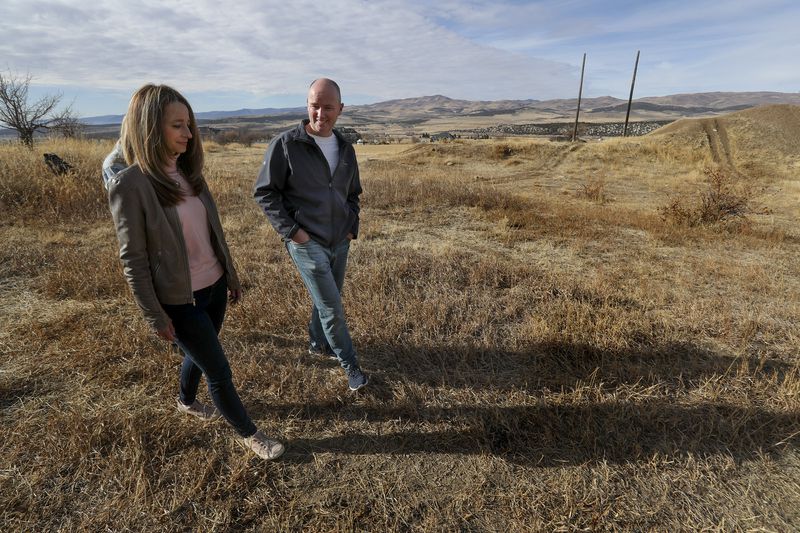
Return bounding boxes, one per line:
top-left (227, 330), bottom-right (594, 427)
top-left (161, 102), bottom-right (192, 156)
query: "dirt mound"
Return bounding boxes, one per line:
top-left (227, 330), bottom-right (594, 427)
top-left (647, 104), bottom-right (800, 167)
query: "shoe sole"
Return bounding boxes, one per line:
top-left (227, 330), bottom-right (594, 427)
top-left (270, 444), bottom-right (286, 460)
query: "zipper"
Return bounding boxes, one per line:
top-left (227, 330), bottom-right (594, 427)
top-left (307, 137), bottom-right (335, 244)
top-left (327, 146), bottom-right (335, 244)
top-left (303, 132), bottom-right (345, 246)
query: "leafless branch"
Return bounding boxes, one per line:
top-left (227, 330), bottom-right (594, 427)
top-left (0, 70), bottom-right (66, 147)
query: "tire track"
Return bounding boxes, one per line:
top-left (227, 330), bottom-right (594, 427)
top-left (483, 142), bottom-right (585, 186)
top-left (703, 119), bottom-right (734, 167)
top-left (714, 119), bottom-right (734, 167)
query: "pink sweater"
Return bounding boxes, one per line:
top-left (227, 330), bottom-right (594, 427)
top-left (165, 158), bottom-right (224, 291)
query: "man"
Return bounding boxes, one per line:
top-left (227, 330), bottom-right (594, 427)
top-left (254, 78), bottom-right (367, 391)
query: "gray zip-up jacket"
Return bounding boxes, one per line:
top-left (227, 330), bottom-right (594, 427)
top-left (253, 120), bottom-right (361, 247)
top-left (108, 165), bottom-right (241, 331)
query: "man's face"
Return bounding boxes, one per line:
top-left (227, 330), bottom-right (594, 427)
top-left (306, 82), bottom-right (343, 137)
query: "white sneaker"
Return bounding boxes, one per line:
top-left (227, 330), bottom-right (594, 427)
top-left (176, 397), bottom-right (220, 421)
top-left (243, 430), bottom-right (285, 461)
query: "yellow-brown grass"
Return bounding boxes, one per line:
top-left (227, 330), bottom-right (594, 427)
top-left (1, 116), bottom-right (799, 531)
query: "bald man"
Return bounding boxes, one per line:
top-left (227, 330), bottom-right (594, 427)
top-left (254, 78), bottom-right (367, 391)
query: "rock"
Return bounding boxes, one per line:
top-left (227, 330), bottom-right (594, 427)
top-left (43, 153), bottom-right (74, 175)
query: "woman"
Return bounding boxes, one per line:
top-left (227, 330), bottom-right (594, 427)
top-left (108, 84), bottom-right (283, 460)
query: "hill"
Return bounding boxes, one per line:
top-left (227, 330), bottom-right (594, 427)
top-left (79, 107), bottom-right (306, 126)
top-left (638, 91), bottom-right (800, 108)
top-left (648, 104), bottom-right (800, 172)
top-left (78, 91), bottom-right (800, 126)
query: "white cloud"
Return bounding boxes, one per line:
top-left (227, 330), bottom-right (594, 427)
top-left (0, 0), bottom-right (797, 114)
top-left (404, 0), bottom-right (800, 97)
top-left (0, 0), bottom-right (576, 107)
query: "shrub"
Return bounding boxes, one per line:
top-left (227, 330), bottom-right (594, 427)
top-left (492, 143), bottom-right (515, 159)
top-left (577, 177), bottom-right (608, 204)
top-left (0, 138), bottom-right (110, 222)
top-left (659, 167), bottom-right (764, 227)
top-left (212, 128), bottom-right (262, 147)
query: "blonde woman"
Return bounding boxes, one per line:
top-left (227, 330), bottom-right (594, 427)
top-left (108, 84), bottom-right (283, 460)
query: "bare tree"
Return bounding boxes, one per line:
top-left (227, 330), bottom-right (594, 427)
top-left (0, 71), bottom-right (72, 147)
top-left (51, 108), bottom-right (84, 139)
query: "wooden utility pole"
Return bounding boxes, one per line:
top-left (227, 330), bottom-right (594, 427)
top-left (623, 50), bottom-right (640, 137)
top-left (572, 53), bottom-right (586, 142)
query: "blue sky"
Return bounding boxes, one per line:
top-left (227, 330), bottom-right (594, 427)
top-left (1, 0), bottom-right (797, 117)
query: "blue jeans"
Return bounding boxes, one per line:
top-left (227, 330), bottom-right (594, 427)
top-left (285, 238), bottom-right (359, 372)
top-left (162, 276), bottom-right (257, 437)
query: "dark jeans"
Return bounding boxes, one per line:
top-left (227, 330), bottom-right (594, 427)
top-left (162, 276), bottom-right (257, 437)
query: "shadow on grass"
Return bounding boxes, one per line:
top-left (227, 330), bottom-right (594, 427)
top-left (273, 401), bottom-right (799, 467)
top-left (0, 380), bottom-right (41, 410)
top-left (0, 373), bottom-right (59, 410)
top-left (263, 338), bottom-right (796, 466)
top-left (356, 339), bottom-right (790, 392)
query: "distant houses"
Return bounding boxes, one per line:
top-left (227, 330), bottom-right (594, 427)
top-left (430, 132), bottom-right (455, 142)
top-left (336, 127), bottom-right (362, 144)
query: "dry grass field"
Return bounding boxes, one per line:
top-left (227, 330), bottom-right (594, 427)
top-left (1, 104), bottom-right (799, 531)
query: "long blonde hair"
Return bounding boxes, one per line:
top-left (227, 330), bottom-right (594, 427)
top-left (121, 84), bottom-right (204, 206)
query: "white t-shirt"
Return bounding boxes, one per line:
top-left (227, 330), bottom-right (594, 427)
top-left (309, 133), bottom-right (339, 175)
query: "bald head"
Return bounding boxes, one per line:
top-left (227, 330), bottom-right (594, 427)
top-left (306, 78), bottom-right (344, 137)
top-left (309, 78), bottom-right (341, 104)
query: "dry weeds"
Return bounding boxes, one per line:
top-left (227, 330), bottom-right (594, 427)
top-left (660, 167), bottom-right (767, 228)
top-left (1, 118), bottom-right (799, 532)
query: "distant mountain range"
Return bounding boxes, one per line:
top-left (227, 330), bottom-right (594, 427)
top-left (80, 91), bottom-right (800, 125)
top-left (80, 106), bottom-right (306, 125)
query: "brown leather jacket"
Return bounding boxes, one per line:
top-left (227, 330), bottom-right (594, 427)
top-left (108, 165), bottom-right (240, 331)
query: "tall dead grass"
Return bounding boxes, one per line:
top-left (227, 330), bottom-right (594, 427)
top-left (0, 138), bottom-right (111, 223)
top-left (1, 137), bottom-right (799, 531)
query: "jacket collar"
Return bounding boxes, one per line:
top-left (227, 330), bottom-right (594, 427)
top-left (290, 119), bottom-right (347, 145)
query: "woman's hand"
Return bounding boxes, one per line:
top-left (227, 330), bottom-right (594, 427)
top-left (229, 287), bottom-right (242, 304)
top-left (156, 321), bottom-right (177, 342)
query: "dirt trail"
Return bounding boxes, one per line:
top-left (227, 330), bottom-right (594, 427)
top-left (483, 143), bottom-right (585, 186)
top-left (702, 119), bottom-right (735, 167)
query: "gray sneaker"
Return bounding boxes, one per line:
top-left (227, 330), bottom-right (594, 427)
top-left (242, 430), bottom-right (285, 461)
top-left (347, 367), bottom-right (368, 391)
top-left (176, 397), bottom-right (220, 421)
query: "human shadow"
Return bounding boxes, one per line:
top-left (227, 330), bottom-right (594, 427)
top-left (232, 330), bottom-right (298, 351)
top-left (271, 401), bottom-right (799, 467)
top-left (0, 372), bottom-right (58, 411)
top-left (352, 338), bottom-right (789, 394)
top-left (263, 336), bottom-right (795, 466)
